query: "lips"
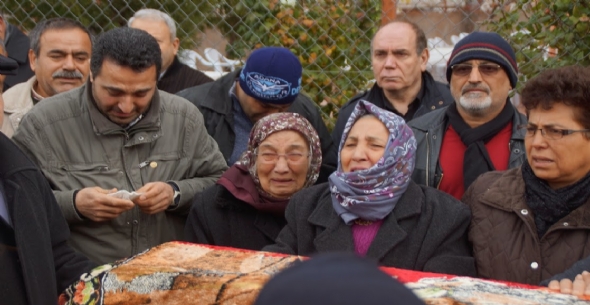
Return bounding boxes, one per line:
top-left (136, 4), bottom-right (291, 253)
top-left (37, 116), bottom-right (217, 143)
top-left (271, 179), bottom-right (293, 184)
top-left (530, 155), bottom-right (553, 167)
top-left (350, 167), bottom-right (369, 172)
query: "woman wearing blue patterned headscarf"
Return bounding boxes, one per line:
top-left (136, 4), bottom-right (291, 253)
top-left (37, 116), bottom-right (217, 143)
top-left (264, 100), bottom-right (476, 276)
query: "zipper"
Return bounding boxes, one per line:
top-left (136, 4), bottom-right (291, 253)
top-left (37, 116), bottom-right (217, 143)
top-left (425, 131), bottom-right (430, 187)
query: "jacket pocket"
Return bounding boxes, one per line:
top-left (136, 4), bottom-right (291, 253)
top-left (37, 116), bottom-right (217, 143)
top-left (55, 163), bottom-right (121, 190)
top-left (139, 154), bottom-right (185, 183)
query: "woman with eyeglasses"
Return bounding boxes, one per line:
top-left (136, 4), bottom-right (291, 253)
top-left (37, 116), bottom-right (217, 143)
top-left (464, 65), bottom-right (590, 285)
top-left (184, 112), bottom-right (322, 250)
top-left (264, 101), bottom-right (476, 276)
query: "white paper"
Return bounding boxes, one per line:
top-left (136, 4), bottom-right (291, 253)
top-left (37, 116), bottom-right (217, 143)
top-left (108, 190), bottom-right (142, 200)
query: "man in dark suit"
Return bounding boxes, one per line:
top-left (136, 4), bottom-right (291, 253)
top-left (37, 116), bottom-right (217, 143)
top-left (0, 53), bottom-right (94, 305)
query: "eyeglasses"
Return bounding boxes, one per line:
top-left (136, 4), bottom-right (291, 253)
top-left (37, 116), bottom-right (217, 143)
top-left (450, 63), bottom-right (502, 77)
top-left (256, 152), bottom-right (310, 164)
top-left (518, 124), bottom-right (590, 140)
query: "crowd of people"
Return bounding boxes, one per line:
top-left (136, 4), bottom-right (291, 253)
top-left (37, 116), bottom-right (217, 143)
top-left (1, 7), bottom-right (590, 304)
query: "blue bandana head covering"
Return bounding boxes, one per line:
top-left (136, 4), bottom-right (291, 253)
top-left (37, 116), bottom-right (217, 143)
top-left (329, 100), bottom-right (416, 224)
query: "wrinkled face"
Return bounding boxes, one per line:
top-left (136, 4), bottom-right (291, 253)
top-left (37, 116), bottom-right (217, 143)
top-left (236, 82), bottom-right (291, 123)
top-left (91, 60), bottom-right (157, 126)
top-left (257, 130), bottom-right (310, 199)
top-left (29, 28), bottom-right (91, 98)
top-left (371, 23), bottom-right (428, 93)
top-left (525, 103), bottom-right (590, 189)
top-left (130, 19), bottom-right (179, 72)
top-left (450, 59), bottom-right (511, 118)
top-left (340, 115), bottom-right (389, 173)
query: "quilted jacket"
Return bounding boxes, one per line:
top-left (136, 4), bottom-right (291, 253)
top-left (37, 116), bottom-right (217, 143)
top-left (463, 167), bottom-right (590, 285)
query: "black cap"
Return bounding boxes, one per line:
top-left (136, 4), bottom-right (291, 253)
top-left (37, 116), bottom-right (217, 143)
top-left (254, 253), bottom-right (425, 305)
top-left (0, 55), bottom-right (18, 75)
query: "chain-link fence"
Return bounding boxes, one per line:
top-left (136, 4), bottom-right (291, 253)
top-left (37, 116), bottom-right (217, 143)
top-left (2, 1), bottom-right (588, 129)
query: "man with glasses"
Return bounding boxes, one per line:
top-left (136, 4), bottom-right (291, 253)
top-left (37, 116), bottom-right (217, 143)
top-left (409, 32), bottom-right (526, 199)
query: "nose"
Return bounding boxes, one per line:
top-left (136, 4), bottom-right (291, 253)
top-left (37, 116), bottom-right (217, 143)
top-left (467, 65), bottom-right (483, 83)
top-left (273, 156), bottom-right (290, 173)
top-left (118, 96), bottom-right (134, 114)
top-left (351, 144), bottom-right (367, 162)
top-left (384, 54), bottom-right (397, 68)
top-left (529, 129), bottom-right (548, 148)
top-left (62, 55), bottom-right (75, 71)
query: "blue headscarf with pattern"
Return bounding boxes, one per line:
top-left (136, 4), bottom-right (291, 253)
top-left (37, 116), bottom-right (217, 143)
top-left (329, 100), bottom-right (417, 224)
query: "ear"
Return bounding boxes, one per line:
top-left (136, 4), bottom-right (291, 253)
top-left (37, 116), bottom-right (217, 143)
top-left (172, 37), bottom-right (180, 55)
top-left (28, 49), bottom-right (37, 72)
top-left (419, 48), bottom-right (429, 72)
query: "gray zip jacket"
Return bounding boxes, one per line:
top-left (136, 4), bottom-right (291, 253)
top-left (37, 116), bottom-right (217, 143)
top-left (408, 103), bottom-right (527, 188)
top-left (13, 82), bottom-right (228, 264)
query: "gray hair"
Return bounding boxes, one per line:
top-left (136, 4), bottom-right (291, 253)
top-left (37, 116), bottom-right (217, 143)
top-left (128, 8), bottom-right (177, 42)
top-left (29, 18), bottom-right (92, 56)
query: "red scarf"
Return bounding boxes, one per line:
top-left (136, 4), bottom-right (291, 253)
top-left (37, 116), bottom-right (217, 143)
top-left (216, 164), bottom-right (289, 216)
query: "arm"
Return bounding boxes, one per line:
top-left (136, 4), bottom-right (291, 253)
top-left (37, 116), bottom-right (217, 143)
top-left (166, 107), bottom-right (228, 216)
top-left (542, 255), bottom-right (590, 286)
top-left (36, 171), bottom-right (97, 293)
top-left (547, 271), bottom-right (590, 296)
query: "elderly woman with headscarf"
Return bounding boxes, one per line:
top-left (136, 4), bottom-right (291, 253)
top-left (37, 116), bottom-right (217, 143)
top-left (464, 65), bottom-right (590, 285)
top-left (184, 112), bottom-right (322, 250)
top-left (264, 101), bottom-right (475, 276)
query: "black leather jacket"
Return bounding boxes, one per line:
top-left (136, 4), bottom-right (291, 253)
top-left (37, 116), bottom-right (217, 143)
top-left (408, 102), bottom-right (527, 188)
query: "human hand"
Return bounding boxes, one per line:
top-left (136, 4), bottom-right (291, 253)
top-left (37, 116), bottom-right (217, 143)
top-left (548, 271), bottom-right (590, 296)
top-left (133, 182), bottom-right (174, 214)
top-left (75, 187), bottom-right (135, 222)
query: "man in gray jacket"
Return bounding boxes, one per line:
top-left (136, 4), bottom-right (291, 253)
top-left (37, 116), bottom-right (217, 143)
top-left (409, 32), bottom-right (526, 200)
top-left (13, 27), bottom-right (227, 264)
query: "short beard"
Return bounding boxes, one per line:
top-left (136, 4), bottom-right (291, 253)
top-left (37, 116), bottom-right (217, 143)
top-left (458, 95), bottom-right (492, 117)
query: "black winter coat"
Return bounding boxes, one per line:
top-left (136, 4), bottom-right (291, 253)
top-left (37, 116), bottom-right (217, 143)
top-left (185, 184), bottom-right (286, 250)
top-left (0, 133), bottom-right (94, 304)
top-left (176, 70), bottom-right (337, 183)
top-left (263, 182), bottom-right (476, 276)
top-left (158, 56), bottom-right (213, 94)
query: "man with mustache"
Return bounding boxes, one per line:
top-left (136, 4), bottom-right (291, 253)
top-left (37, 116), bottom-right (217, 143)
top-left (1, 18), bottom-right (92, 137)
top-left (409, 32), bottom-right (526, 200)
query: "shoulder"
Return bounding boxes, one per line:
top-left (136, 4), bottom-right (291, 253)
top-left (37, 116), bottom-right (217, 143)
top-left (2, 77), bottom-right (34, 108)
top-left (408, 107), bottom-right (448, 132)
top-left (420, 183), bottom-right (470, 215)
top-left (462, 168), bottom-right (522, 205)
top-left (0, 133), bottom-right (39, 179)
top-left (289, 183), bottom-right (331, 208)
top-left (176, 82), bottom-right (214, 103)
top-left (23, 86), bottom-right (85, 126)
top-left (290, 93), bottom-right (320, 114)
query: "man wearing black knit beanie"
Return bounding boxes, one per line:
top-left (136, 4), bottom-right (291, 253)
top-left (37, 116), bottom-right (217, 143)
top-left (409, 31), bottom-right (527, 200)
